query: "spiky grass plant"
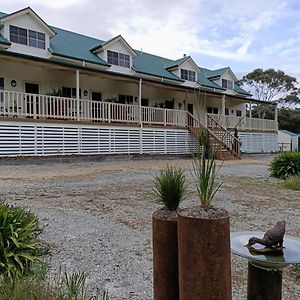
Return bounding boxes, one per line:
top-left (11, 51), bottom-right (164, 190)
top-left (0, 203), bottom-right (42, 279)
top-left (153, 165), bottom-right (188, 211)
top-left (283, 176), bottom-right (300, 191)
top-left (192, 130), bottom-right (223, 211)
top-left (192, 156), bottom-right (223, 211)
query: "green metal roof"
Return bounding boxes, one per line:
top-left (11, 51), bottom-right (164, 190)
top-left (0, 9), bottom-right (251, 97)
top-left (280, 130), bottom-right (299, 136)
top-left (0, 12), bottom-right (7, 19)
top-left (234, 84), bottom-right (251, 96)
top-left (133, 51), bottom-right (183, 81)
top-left (197, 72), bottom-right (225, 90)
top-left (205, 67), bottom-right (229, 79)
top-left (0, 33), bottom-right (11, 46)
top-left (165, 56), bottom-right (189, 69)
top-left (50, 27), bottom-right (109, 66)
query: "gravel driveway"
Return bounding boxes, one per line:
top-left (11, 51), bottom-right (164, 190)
top-left (0, 154), bottom-right (299, 299)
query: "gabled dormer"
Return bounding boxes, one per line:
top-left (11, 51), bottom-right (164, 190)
top-left (165, 55), bottom-right (200, 87)
top-left (0, 7), bottom-right (55, 58)
top-left (91, 35), bottom-right (137, 75)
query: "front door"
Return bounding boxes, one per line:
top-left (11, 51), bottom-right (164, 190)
top-left (188, 103), bottom-right (193, 126)
top-left (25, 82), bottom-right (39, 117)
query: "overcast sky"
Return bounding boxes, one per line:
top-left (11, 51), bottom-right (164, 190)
top-left (2, 0), bottom-right (300, 80)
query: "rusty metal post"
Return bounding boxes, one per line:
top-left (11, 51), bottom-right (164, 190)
top-left (247, 262), bottom-right (282, 300)
top-left (152, 210), bottom-right (179, 300)
top-left (177, 208), bottom-right (232, 300)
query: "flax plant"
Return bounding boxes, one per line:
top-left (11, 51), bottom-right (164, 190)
top-left (192, 130), bottom-right (223, 210)
top-left (153, 165), bottom-right (188, 211)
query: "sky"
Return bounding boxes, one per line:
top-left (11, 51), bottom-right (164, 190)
top-left (1, 0), bottom-right (300, 80)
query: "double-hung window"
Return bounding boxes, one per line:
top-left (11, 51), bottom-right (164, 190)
top-left (9, 25), bottom-right (45, 49)
top-left (181, 69), bottom-right (196, 82)
top-left (222, 79), bottom-right (234, 90)
top-left (107, 50), bottom-right (130, 68)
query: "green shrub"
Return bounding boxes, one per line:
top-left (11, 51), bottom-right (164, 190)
top-left (283, 176), bottom-right (300, 190)
top-left (270, 152), bottom-right (300, 179)
top-left (153, 165), bottom-right (188, 211)
top-left (0, 265), bottom-right (109, 300)
top-left (0, 203), bottom-right (42, 279)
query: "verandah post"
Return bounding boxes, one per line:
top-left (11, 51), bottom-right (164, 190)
top-left (76, 70), bottom-right (80, 121)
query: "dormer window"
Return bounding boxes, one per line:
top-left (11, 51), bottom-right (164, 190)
top-left (107, 50), bottom-right (130, 68)
top-left (222, 79), bottom-right (234, 90)
top-left (181, 69), bottom-right (196, 82)
top-left (9, 25), bottom-right (45, 49)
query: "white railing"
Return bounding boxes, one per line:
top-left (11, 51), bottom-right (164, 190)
top-left (0, 90), bottom-right (186, 127)
top-left (0, 90), bottom-right (277, 131)
top-left (207, 114), bottom-right (277, 132)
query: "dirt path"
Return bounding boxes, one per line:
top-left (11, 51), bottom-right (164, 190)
top-left (0, 154), bottom-right (299, 299)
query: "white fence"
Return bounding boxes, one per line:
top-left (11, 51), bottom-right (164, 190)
top-left (0, 90), bottom-right (186, 127)
top-left (0, 121), bottom-right (195, 157)
top-left (207, 114), bottom-right (277, 132)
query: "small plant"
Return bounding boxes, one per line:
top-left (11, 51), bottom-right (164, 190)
top-left (153, 165), bottom-right (188, 211)
top-left (0, 266), bottom-right (108, 300)
top-left (0, 203), bottom-right (42, 279)
top-left (192, 156), bottom-right (223, 211)
top-left (283, 176), bottom-right (300, 191)
top-left (270, 152), bottom-right (300, 179)
top-left (192, 130), bottom-right (223, 211)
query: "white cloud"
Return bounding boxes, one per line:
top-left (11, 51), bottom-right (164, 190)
top-left (1, 0), bottom-right (300, 73)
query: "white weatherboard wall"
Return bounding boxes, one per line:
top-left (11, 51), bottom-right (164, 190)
top-left (239, 132), bottom-right (278, 153)
top-left (0, 121), bottom-right (194, 157)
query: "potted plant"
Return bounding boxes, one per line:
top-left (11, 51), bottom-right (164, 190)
top-left (177, 135), bottom-right (232, 300)
top-left (152, 165), bottom-right (188, 300)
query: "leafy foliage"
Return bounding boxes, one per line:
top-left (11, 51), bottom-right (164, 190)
top-left (283, 176), bottom-right (300, 191)
top-left (153, 165), bottom-right (188, 211)
top-left (192, 156), bottom-right (223, 211)
top-left (240, 68), bottom-right (299, 103)
top-left (270, 152), bottom-right (300, 179)
top-left (0, 265), bottom-right (108, 300)
top-left (0, 204), bottom-right (42, 279)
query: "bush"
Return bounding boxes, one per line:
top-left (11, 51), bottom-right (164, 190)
top-left (0, 265), bottom-right (109, 300)
top-left (0, 203), bottom-right (42, 279)
top-left (153, 165), bottom-right (188, 211)
top-left (270, 152), bottom-right (300, 179)
top-left (283, 176), bottom-right (300, 190)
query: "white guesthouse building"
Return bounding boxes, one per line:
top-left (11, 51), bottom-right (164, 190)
top-left (0, 7), bottom-right (278, 159)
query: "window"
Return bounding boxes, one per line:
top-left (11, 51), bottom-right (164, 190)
top-left (181, 69), bottom-right (196, 82)
top-left (222, 79), bottom-right (234, 90)
top-left (118, 95), bottom-right (133, 104)
top-left (92, 92), bottom-right (102, 101)
top-left (207, 107), bottom-right (219, 114)
top-left (62, 87), bottom-right (81, 98)
top-left (107, 50), bottom-right (130, 68)
top-left (236, 110), bottom-right (242, 117)
top-left (225, 108), bottom-right (229, 115)
top-left (10, 25), bottom-right (45, 49)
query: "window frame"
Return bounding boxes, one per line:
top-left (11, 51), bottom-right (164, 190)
top-left (222, 79), bottom-right (234, 90)
top-left (9, 25), bottom-right (46, 49)
top-left (107, 50), bottom-right (130, 68)
top-left (181, 69), bottom-right (196, 82)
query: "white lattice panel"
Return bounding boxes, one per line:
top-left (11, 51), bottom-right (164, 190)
top-left (0, 121), bottom-right (194, 157)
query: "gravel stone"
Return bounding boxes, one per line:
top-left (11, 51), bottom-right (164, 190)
top-left (0, 153), bottom-right (299, 300)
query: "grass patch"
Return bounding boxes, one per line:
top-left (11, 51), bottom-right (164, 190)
top-left (283, 176), bottom-right (300, 191)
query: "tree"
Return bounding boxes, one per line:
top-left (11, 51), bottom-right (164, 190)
top-left (240, 68), bottom-right (300, 104)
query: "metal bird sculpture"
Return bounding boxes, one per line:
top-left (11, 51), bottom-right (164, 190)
top-left (245, 220), bottom-right (286, 249)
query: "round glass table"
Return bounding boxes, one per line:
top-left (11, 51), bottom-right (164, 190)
top-left (231, 231), bottom-right (300, 300)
